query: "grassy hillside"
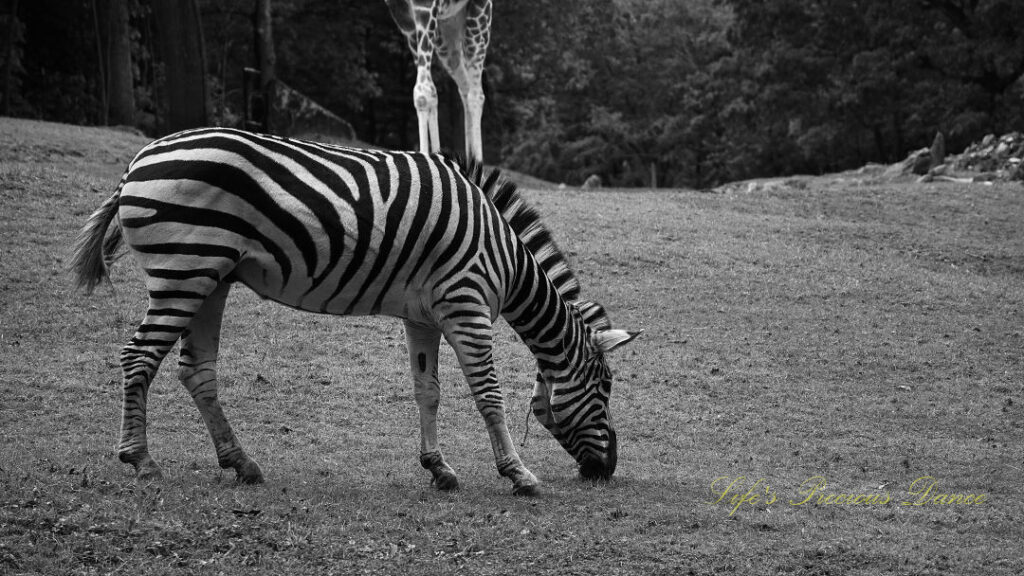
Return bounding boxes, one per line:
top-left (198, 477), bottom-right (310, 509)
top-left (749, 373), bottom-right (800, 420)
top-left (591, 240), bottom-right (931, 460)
top-left (1, 117), bottom-right (1021, 575)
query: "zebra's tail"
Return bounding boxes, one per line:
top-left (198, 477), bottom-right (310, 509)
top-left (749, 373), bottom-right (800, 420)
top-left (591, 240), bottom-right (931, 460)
top-left (71, 174), bottom-right (126, 294)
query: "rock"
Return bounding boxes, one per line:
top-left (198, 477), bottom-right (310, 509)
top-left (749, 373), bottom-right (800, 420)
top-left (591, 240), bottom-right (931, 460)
top-left (908, 148), bottom-right (932, 175)
top-left (884, 147), bottom-right (931, 178)
top-left (918, 162), bottom-right (950, 183)
top-left (581, 174), bottom-right (602, 189)
top-left (874, 132), bottom-right (1024, 184)
top-left (949, 131), bottom-right (1024, 181)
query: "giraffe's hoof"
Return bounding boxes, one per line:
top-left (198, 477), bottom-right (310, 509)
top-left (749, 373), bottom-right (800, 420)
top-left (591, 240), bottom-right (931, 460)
top-left (432, 470), bottom-right (460, 491)
top-left (512, 478), bottom-right (540, 497)
top-left (234, 460), bottom-right (264, 484)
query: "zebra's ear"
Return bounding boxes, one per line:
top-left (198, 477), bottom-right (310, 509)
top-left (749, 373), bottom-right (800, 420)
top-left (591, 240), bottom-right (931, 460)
top-left (594, 329), bottom-right (642, 354)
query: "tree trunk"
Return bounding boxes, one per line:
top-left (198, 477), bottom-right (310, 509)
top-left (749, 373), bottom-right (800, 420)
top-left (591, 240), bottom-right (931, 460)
top-left (254, 0), bottom-right (275, 86)
top-left (2, 0), bottom-right (20, 116)
top-left (106, 0), bottom-right (134, 125)
top-left (90, 0), bottom-right (107, 124)
top-left (152, 0), bottom-right (208, 133)
top-left (254, 0), bottom-right (275, 131)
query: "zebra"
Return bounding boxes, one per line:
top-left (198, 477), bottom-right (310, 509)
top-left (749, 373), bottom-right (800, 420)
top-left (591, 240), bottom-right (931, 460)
top-left (71, 127), bottom-right (639, 495)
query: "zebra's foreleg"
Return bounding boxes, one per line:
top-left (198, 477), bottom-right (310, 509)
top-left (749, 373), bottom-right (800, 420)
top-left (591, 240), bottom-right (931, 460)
top-left (404, 320), bottom-right (459, 490)
top-left (178, 282), bottom-right (263, 484)
top-left (444, 317), bottom-right (540, 496)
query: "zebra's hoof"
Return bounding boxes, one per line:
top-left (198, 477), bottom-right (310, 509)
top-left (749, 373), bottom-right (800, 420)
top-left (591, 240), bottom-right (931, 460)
top-left (120, 452), bottom-right (163, 482)
top-left (136, 464), bottom-right (164, 482)
top-left (235, 460), bottom-right (264, 484)
top-left (433, 470), bottom-right (460, 491)
top-left (512, 479), bottom-right (540, 497)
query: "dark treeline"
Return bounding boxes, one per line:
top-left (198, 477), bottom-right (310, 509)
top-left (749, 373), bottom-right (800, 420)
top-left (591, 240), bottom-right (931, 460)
top-left (2, 0), bottom-right (1022, 188)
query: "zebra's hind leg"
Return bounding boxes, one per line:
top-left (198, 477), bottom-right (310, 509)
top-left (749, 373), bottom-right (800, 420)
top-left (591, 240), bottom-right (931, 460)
top-left (118, 291), bottom-right (208, 480)
top-left (178, 282), bottom-right (263, 484)
top-left (405, 321), bottom-right (459, 490)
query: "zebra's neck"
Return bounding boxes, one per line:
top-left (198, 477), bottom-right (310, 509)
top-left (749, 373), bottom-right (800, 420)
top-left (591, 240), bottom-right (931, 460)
top-left (501, 247), bottom-right (581, 376)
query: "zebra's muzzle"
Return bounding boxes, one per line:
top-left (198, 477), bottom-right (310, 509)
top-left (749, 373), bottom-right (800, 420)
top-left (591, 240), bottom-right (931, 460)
top-left (578, 428), bottom-right (617, 481)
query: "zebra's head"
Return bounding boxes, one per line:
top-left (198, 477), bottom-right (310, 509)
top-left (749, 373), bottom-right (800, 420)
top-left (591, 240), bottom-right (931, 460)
top-left (532, 301), bottom-right (640, 481)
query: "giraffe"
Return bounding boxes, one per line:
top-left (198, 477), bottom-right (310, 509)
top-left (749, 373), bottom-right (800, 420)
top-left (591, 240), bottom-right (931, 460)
top-left (385, 0), bottom-right (492, 161)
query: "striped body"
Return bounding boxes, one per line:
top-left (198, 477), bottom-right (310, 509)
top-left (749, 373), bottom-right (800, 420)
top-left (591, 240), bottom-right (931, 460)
top-left (72, 127), bottom-right (638, 493)
top-left (122, 129), bottom-right (503, 319)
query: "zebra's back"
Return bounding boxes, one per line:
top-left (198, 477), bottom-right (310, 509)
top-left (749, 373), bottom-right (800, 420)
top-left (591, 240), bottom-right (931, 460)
top-left (119, 127), bottom-right (504, 320)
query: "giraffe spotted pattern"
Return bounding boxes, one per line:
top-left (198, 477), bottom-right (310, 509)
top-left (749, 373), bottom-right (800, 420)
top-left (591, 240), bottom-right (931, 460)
top-left (385, 0), bottom-right (492, 161)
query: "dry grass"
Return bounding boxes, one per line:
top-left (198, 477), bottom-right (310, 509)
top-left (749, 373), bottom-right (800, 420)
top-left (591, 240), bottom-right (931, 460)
top-left (1, 118), bottom-right (1022, 575)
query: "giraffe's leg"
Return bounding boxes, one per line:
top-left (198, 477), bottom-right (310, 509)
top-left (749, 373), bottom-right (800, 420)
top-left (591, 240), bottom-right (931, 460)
top-left (443, 61), bottom-right (485, 162)
top-left (462, 71), bottom-right (485, 163)
top-left (385, 0), bottom-right (441, 153)
top-left (404, 320), bottom-right (458, 490)
top-left (413, 65), bottom-right (440, 154)
top-left (438, 0), bottom-right (490, 161)
top-left (177, 282), bottom-right (263, 484)
top-left (442, 314), bottom-right (539, 496)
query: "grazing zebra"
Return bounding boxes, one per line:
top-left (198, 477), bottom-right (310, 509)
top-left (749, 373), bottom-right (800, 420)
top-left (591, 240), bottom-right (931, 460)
top-left (71, 127), bottom-right (639, 495)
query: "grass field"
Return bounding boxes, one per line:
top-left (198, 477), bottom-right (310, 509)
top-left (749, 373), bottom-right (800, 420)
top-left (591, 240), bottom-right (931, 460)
top-left (1, 117), bottom-right (1022, 575)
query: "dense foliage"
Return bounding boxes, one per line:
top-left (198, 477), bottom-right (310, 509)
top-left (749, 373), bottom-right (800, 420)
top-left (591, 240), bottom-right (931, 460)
top-left (2, 0), bottom-right (1022, 187)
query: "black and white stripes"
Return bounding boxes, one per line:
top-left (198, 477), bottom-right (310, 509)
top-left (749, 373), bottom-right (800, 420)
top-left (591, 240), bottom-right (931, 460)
top-left (73, 127), bottom-right (638, 493)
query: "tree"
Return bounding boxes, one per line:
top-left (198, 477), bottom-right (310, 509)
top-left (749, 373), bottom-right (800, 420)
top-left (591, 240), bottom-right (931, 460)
top-left (497, 0), bottom-right (720, 187)
top-left (253, 0), bottom-right (274, 130)
top-left (105, 0), bottom-right (134, 125)
top-left (1, 0), bottom-right (24, 116)
top-left (152, 0), bottom-right (208, 133)
top-left (917, 0), bottom-right (1024, 136)
top-left (720, 0), bottom-right (1024, 179)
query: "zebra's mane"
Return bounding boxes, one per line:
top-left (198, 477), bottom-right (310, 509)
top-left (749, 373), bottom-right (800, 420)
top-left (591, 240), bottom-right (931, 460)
top-left (456, 157), bottom-right (581, 303)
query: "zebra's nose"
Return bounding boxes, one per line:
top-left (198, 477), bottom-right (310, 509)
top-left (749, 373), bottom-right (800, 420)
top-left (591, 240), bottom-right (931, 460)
top-left (579, 429), bottom-right (617, 481)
